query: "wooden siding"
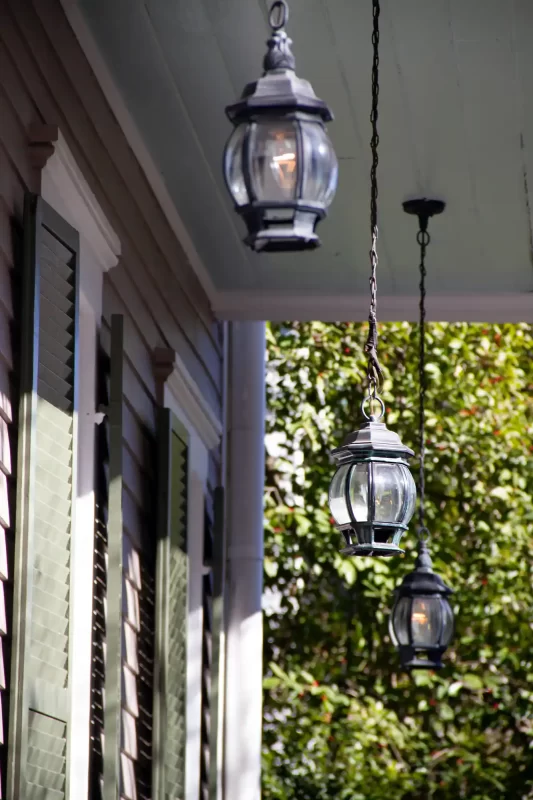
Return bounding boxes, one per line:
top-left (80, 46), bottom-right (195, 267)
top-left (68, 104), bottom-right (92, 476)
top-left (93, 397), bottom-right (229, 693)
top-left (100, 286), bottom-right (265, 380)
top-left (0, 0), bottom-right (223, 417)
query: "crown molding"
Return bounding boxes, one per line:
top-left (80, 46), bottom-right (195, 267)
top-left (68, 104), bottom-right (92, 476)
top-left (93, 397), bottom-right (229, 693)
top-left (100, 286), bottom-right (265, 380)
top-left (42, 130), bottom-right (121, 272)
top-left (212, 291), bottom-right (533, 323)
top-left (154, 348), bottom-right (223, 451)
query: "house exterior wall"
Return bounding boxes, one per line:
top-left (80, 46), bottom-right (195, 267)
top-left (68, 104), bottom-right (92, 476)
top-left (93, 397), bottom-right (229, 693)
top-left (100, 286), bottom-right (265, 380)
top-left (0, 0), bottom-right (226, 797)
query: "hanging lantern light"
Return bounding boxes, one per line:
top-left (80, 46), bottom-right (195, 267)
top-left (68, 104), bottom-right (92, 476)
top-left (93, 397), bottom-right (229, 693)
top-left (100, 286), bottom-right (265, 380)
top-left (223, 0), bottom-right (338, 252)
top-left (328, 0), bottom-right (416, 557)
top-left (329, 397), bottom-right (416, 557)
top-left (389, 538), bottom-right (454, 669)
top-left (389, 197), bottom-right (455, 670)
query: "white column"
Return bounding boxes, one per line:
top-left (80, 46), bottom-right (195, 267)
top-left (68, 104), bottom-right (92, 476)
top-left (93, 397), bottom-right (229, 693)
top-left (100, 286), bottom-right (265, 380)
top-left (224, 321), bottom-right (266, 800)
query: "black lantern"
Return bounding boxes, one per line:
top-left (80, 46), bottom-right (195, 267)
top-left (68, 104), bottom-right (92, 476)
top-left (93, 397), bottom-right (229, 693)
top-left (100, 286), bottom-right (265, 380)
top-left (389, 197), bottom-right (455, 670)
top-left (329, 398), bottom-right (417, 557)
top-left (223, 0), bottom-right (338, 252)
top-left (389, 540), bottom-right (454, 669)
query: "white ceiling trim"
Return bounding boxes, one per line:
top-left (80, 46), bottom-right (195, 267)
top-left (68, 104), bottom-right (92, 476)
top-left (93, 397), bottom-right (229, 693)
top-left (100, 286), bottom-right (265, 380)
top-left (213, 291), bottom-right (533, 323)
top-left (61, 0), bottom-right (217, 301)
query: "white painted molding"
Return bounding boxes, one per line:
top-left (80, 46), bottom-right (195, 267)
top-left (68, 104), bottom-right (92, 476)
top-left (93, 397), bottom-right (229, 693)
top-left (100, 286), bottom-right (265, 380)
top-left (60, 0), bottom-right (217, 301)
top-left (213, 291), bottom-right (533, 323)
top-left (42, 131), bottom-right (121, 273)
top-left (155, 348), bottom-right (223, 451)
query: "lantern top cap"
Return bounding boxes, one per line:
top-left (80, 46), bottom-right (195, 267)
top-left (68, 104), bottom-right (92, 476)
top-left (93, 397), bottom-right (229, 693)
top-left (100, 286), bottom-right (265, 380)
top-left (225, 2), bottom-right (333, 123)
top-left (396, 541), bottom-right (453, 596)
top-left (331, 418), bottom-right (415, 463)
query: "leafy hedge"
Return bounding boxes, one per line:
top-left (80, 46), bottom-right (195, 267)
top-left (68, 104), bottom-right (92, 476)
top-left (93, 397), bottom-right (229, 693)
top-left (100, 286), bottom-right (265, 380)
top-left (263, 322), bottom-right (533, 800)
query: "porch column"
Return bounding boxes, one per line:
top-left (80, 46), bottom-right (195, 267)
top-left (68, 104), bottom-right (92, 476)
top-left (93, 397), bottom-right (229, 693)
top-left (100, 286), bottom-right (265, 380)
top-left (224, 321), bottom-right (266, 800)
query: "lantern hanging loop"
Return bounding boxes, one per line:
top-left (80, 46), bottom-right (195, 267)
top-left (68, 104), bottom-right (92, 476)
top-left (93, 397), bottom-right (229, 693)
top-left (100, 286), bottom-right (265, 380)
top-left (361, 394), bottom-right (385, 422)
top-left (269, 0), bottom-right (289, 30)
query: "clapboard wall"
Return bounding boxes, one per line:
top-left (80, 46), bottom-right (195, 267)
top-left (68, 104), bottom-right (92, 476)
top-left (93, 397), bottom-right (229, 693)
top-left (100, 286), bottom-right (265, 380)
top-left (0, 0), bottom-right (224, 796)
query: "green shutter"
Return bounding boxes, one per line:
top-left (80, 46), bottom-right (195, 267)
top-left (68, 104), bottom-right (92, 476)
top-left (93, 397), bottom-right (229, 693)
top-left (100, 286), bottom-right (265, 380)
top-left (91, 315), bottom-right (157, 800)
top-left (89, 342), bottom-right (112, 800)
top-left (102, 315), bottom-right (125, 800)
top-left (8, 195), bottom-right (80, 800)
top-left (153, 410), bottom-right (189, 800)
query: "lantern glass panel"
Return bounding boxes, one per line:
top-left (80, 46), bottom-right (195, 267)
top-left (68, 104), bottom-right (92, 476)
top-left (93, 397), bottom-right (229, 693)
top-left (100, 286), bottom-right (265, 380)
top-left (401, 465), bottom-right (417, 525)
top-left (249, 120), bottom-right (298, 201)
top-left (373, 462), bottom-right (404, 523)
top-left (392, 597), bottom-right (411, 646)
top-left (225, 124), bottom-right (249, 206)
top-left (328, 464), bottom-right (351, 526)
top-left (411, 596), bottom-right (441, 647)
top-left (349, 463), bottom-right (369, 522)
top-left (441, 597), bottom-right (454, 646)
top-left (301, 122), bottom-right (338, 207)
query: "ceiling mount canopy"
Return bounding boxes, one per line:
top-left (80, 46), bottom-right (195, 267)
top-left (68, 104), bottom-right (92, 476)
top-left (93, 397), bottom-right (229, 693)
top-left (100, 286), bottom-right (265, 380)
top-left (223, 0), bottom-right (338, 253)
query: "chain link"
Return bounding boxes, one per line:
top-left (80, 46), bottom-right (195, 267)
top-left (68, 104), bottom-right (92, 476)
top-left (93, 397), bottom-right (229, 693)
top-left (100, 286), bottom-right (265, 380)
top-left (269, 0), bottom-right (288, 30)
top-left (364, 0), bottom-right (382, 395)
top-left (418, 224), bottom-right (430, 531)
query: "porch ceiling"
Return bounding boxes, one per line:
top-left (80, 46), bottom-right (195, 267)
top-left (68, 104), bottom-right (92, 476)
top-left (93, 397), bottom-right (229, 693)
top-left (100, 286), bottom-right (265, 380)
top-left (76, 0), bottom-right (533, 321)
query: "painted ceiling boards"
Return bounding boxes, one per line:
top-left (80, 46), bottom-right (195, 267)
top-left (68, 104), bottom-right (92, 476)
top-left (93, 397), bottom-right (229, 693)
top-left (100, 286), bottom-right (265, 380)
top-left (78, 0), bottom-right (533, 320)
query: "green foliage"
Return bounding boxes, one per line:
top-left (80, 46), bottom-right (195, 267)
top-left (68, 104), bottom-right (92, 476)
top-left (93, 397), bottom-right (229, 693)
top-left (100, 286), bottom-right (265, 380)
top-left (263, 322), bottom-right (533, 800)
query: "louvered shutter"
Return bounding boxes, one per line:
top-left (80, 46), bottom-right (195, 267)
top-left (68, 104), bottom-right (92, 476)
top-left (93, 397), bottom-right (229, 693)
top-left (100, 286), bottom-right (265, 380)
top-left (103, 314), bottom-right (125, 800)
top-left (199, 487), bottom-right (225, 800)
top-left (153, 410), bottom-right (189, 800)
top-left (89, 342), bottom-right (111, 800)
top-left (90, 315), bottom-right (157, 800)
top-left (7, 195), bottom-right (79, 800)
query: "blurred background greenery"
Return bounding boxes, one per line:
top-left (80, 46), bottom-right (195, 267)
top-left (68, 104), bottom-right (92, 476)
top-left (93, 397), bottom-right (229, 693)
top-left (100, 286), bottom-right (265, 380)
top-left (263, 321), bottom-right (533, 800)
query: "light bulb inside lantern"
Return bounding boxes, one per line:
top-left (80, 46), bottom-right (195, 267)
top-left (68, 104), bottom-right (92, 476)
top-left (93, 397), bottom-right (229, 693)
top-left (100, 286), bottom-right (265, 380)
top-left (269, 133), bottom-right (297, 192)
top-left (411, 598), bottom-right (438, 647)
top-left (250, 122), bottom-right (298, 201)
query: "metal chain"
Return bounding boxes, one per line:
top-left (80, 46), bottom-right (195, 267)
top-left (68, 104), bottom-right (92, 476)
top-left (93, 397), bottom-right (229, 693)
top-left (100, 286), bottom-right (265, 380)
top-left (417, 224), bottom-right (430, 531)
top-left (364, 0), bottom-right (383, 396)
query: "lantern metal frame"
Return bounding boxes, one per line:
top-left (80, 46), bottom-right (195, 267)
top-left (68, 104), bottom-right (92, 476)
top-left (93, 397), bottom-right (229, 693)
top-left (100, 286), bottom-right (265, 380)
top-left (389, 539), bottom-right (454, 669)
top-left (224, 0), bottom-right (338, 252)
top-left (329, 398), bottom-right (416, 558)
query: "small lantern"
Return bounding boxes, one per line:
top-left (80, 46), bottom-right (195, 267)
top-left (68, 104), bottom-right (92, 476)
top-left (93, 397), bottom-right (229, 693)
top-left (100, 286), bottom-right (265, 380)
top-left (389, 540), bottom-right (454, 670)
top-left (328, 398), bottom-right (417, 557)
top-left (223, 0), bottom-right (338, 252)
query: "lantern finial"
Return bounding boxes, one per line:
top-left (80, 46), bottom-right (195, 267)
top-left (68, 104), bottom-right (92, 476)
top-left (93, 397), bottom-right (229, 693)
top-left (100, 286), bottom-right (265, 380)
top-left (264, 2), bottom-right (296, 72)
top-left (414, 537), bottom-right (433, 572)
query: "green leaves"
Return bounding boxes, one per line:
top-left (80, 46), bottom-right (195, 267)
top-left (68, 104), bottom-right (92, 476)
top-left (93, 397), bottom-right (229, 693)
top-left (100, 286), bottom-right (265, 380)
top-left (263, 321), bottom-right (533, 800)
